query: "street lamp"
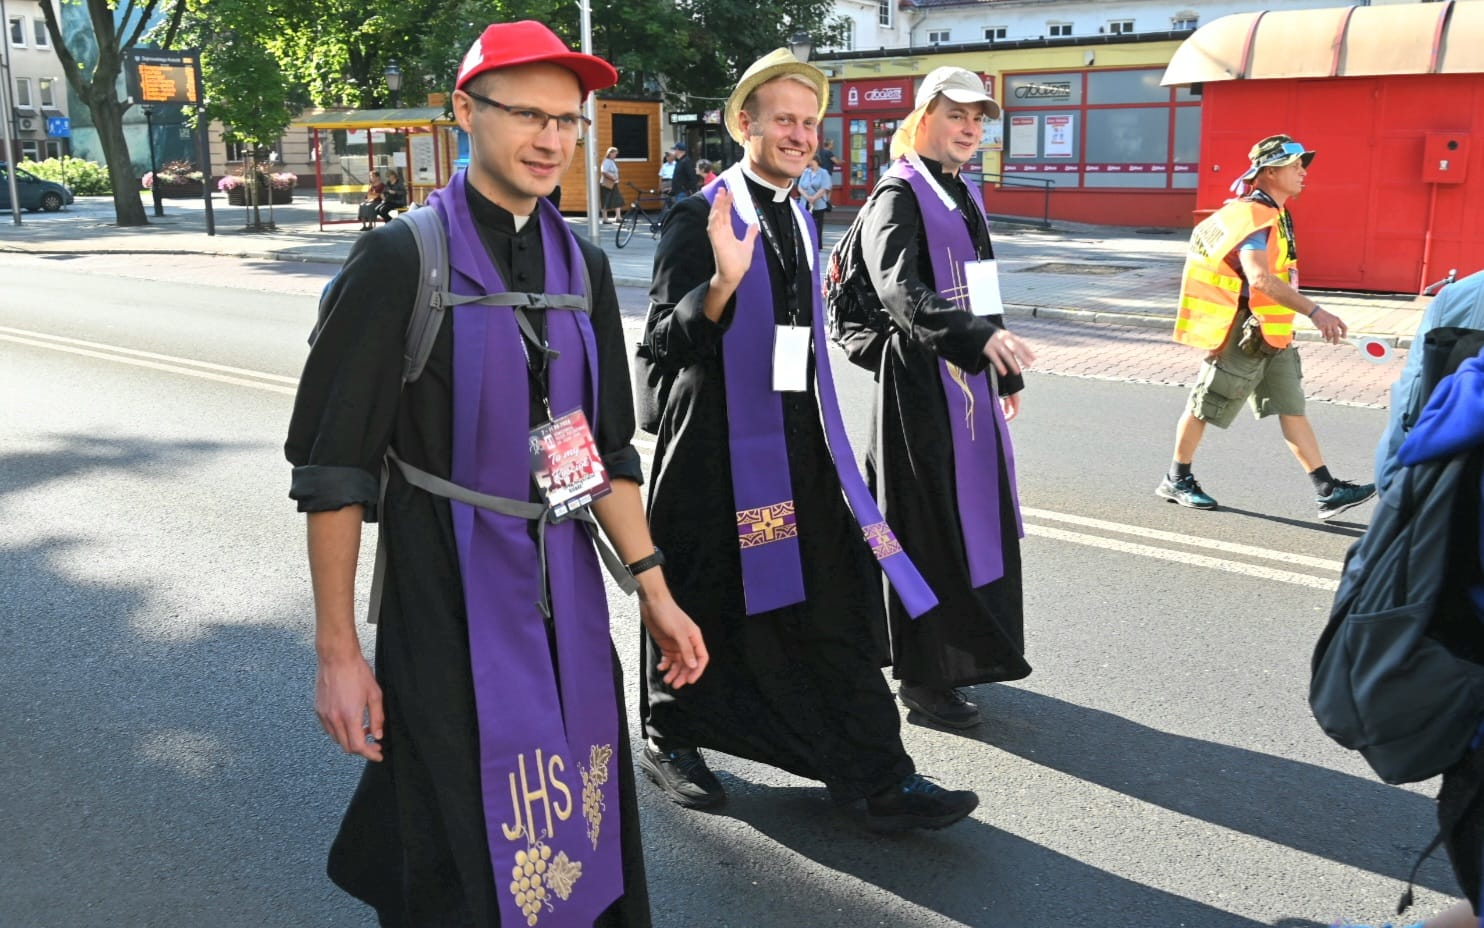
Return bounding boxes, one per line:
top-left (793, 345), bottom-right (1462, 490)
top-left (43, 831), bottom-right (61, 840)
top-left (788, 31), bottom-right (813, 63)
top-left (384, 60), bottom-right (403, 108)
top-left (141, 104), bottom-right (163, 217)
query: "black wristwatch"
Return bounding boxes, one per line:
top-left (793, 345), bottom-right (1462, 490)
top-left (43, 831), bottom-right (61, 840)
top-left (626, 547), bottom-right (665, 577)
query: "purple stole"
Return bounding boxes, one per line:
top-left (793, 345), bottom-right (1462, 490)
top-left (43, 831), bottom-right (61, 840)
top-left (705, 164), bottom-right (937, 618)
top-left (428, 172), bottom-right (623, 927)
top-left (884, 155), bottom-right (1023, 587)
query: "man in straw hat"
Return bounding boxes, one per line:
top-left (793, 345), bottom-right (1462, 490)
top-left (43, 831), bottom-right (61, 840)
top-left (287, 19), bottom-right (707, 926)
top-left (849, 66), bottom-right (1036, 731)
top-left (1158, 133), bottom-right (1376, 521)
top-left (635, 48), bottom-right (980, 831)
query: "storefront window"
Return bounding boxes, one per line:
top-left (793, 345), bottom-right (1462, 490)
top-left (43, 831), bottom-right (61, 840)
top-left (1085, 69), bottom-right (1166, 106)
top-left (1001, 67), bottom-right (1199, 192)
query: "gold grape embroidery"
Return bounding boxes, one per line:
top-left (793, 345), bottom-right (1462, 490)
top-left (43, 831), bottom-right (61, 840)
top-left (547, 851), bottom-right (583, 900)
top-left (507, 836), bottom-right (558, 926)
top-left (579, 743), bottom-right (613, 850)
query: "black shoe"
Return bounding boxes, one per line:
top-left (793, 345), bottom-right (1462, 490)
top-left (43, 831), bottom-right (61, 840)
top-left (899, 684), bottom-right (981, 729)
top-left (865, 774), bottom-right (979, 831)
top-left (639, 746), bottom-right (725, 809)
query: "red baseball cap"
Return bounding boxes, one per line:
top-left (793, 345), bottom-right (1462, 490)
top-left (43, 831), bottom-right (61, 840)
top-left (455, 21), bottom-right (618, 97)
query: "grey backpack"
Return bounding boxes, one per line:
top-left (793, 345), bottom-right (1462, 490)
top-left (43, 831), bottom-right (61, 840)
top-left (1309, 444), bottom-right (1484, 784)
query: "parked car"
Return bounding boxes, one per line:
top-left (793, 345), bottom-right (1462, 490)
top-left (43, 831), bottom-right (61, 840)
top-left (0, 163), bottom-right (74, 212)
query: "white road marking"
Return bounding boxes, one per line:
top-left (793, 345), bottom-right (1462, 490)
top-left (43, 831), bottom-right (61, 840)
top-left (2, 323), bottom-right (1341, 589)
top-left (0, 328), bottom-right (298, 396)
top-left (1021, 506), bottom-right (1343, 572)
top-left (1025, 523), bottom-right (1338, 591)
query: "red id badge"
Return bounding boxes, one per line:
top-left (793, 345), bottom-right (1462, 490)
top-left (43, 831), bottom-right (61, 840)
top-left (529, 408), bottom-right (613, 520)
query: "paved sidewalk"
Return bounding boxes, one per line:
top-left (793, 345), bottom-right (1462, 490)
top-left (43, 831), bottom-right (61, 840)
top-left (0, 194), bottom-right (1432, 345)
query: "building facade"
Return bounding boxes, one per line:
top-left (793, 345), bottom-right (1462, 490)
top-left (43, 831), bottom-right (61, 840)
top-left (3, 0), bottom-right (69, 162)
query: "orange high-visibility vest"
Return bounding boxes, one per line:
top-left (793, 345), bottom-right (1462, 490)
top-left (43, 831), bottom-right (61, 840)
top-left (1173, 199), bottom-right (1298, 351)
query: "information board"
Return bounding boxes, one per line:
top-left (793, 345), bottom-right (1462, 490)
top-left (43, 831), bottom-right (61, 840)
top-left (126, 50), bottom-right (201, 105)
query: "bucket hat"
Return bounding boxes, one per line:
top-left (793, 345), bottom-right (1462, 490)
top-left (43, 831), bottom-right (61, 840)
top-left (1238, 134), bottom-right (1316, 183)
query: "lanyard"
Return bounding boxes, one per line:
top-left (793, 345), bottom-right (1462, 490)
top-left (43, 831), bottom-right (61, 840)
top-left (1246, 190), bottom-right (1297, 262)
top-left (513, 309), bottom-right (555, 421)
top-left (749, 192), bottom-right (807, 327)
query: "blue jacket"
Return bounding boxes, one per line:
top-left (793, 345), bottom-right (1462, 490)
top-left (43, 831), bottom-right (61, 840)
top-left (1376, 270), bottom-right (1484, 490)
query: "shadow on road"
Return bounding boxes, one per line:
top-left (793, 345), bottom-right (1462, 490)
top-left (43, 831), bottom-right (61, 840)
top-left (695, 777), bottom-right (1291, 927)
top-left (0, 433), bottom-right (367, 928)
top-left (957, 687), bottom-right (1450, 894)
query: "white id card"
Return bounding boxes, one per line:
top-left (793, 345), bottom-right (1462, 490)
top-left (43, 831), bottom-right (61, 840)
top-left (772, 325), bottom-right (811, 393)
top-left (963, 259), bottom-right (1006, 317)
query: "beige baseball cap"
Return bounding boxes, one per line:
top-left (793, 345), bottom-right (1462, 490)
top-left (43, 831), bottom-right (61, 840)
top-left (890, 67), bottom-right (1001, 160)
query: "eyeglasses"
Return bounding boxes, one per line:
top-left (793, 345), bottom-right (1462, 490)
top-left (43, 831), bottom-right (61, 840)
top-left (463, 90), bottom-right (591, 138)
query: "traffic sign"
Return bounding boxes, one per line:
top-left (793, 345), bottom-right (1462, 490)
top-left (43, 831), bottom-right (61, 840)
top-left (46, 117), bottom-right (70, 138)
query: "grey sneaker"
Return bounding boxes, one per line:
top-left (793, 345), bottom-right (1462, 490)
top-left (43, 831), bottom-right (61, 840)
top-left (1317, 479), bottom-right (1377, 521)
top-left (1156, 474), bottom-right (1218, 510)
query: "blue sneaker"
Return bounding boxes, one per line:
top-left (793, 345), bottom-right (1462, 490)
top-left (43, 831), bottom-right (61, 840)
top-left (1317, 479), bottom-right (1377, 521)
top-left (1156, 473), bottom-right (1218, 510)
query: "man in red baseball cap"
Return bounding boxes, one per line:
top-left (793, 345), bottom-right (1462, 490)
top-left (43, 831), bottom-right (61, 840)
top-left (288, 19), bottom-right (706, 928)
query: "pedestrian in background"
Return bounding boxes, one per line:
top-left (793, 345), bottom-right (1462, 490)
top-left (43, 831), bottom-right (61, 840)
top-left (357, 169), bottom-right (384, 231)
top-left (601, 145), bottom-right (623, 223)
top-left (856, 66), bottom-right (1035, 730)
top-left (1157, 134), bottom-right (1377, 521)
top-left (374, 169), bottom-right (406, 223)
top-left (669, 140), bottom-right (699, 199)
top-left (658, 151), bottom-right (675, 198)
top-left (635, 47), bottom-right (977, 831)
top-left (797, 154), bottom-right (831, 251)
top-left (817, 137), bottom-right (838, 175)
top-left (286, 19), bottom-right (706, 927)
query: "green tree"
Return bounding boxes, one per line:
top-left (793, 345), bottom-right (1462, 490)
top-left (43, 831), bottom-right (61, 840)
top-left (38, 0), bottom-right (186, 227)
top-left (156, 0), bottom-right (301, 228)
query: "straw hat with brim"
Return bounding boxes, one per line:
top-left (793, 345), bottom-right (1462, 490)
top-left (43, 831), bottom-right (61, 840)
top-left (724, 48), bottom-right (829, 144)
top-left (456, 20), bottom-right (618, 96)
top-left (1238, 134), bottom-right (1316, 183)
top-left (889, 66), bottom-right (1002, 161)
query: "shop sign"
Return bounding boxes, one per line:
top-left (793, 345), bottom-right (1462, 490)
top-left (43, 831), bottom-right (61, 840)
top-left (842, 78), bottom-right (913, 112)
top-left (1013, 80), bottom-right (1073, 101)
top-left (669, 112), bottom-right (700, 124)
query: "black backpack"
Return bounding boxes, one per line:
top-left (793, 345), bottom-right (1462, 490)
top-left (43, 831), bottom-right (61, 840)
top-left (825, 193), bottom-right (894, 371)
top-left (1309, 438), bottom-right (1484, 785)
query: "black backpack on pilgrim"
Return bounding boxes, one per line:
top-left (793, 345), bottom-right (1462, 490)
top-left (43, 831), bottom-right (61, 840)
top-left (825, 191), bottom-right (894, 372)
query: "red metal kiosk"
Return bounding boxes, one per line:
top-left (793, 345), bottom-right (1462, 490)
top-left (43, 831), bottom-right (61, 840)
top-left (1162, 2), bottom-right (1484, 293)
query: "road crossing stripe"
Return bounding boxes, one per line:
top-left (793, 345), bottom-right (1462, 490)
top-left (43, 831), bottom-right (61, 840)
top-left (1025, 523), bottom-right (1338, 591)
top-left (0, 325), bottom-right (301, 386)
top-left (1021, 506), bottom-right (1343, 572)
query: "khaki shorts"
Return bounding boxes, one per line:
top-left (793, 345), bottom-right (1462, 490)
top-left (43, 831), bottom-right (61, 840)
top-left (1187, 316), bottom-right (1306, 429)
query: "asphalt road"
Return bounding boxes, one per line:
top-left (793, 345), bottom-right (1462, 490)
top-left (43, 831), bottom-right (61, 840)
top-left (0, 251), bottom-right (1453, 928)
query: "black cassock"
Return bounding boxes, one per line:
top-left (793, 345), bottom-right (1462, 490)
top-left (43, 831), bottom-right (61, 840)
top-left (640, 177), bottom-right (914, 803)
top-left (286, 187), bottom-right (651, 928)
top-left (858, 157), bottom-right (1032, 690)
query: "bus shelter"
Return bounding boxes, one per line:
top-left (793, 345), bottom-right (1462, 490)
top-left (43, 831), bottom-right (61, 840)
top-left (293, 108), bottom-right (461, 230)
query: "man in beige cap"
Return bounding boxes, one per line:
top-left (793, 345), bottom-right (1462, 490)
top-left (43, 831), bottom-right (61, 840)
top-left (635, 48), bottom-right (980, 831)
top-left (846, 66), bottom-right (1036, 731)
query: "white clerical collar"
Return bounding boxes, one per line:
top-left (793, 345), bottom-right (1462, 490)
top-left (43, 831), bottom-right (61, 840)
top-left (740, 160), bottom-right (793, 202)
top-left (511, 213), bottom-right (532, 232)
top-left (905, 151), bottom-right (959, 213)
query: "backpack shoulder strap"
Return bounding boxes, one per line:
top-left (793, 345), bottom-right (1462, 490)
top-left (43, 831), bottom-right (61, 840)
top-left (397, 207), bottom-right (450, 384)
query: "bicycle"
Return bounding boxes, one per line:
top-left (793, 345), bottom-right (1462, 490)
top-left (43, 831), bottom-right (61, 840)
top-left (615, 182), bottom-right (668, 248)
